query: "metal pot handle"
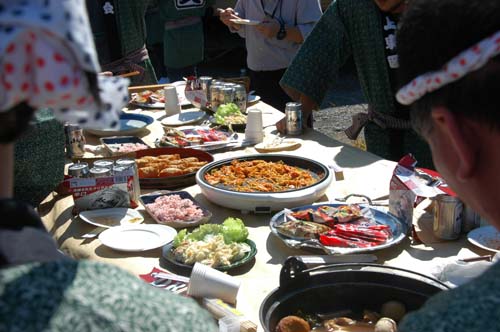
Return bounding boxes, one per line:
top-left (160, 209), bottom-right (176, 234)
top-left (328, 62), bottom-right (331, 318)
top-left (280, 260), bottom-right (450, 291)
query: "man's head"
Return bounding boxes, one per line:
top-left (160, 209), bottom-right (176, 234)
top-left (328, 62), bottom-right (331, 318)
top-left (397, 0), bottom-right (500, 221)
top-left (372, 0), bottom-right (406, 14)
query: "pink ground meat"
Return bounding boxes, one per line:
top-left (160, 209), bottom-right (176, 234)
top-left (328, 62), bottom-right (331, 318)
top-left (146, 194), bottom-right (203, 222)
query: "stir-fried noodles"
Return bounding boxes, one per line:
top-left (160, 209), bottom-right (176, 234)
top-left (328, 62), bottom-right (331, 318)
top-left (204, 159), bottom-right (319, 192)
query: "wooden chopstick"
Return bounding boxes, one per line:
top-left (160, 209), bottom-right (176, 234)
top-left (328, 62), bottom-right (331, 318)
top-left (119, 71), bottom-right (140, 78)
top-left (458, 255), bottom-right (493, 263)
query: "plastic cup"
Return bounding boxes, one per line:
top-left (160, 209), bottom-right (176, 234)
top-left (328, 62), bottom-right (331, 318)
top-left (187, 262), bottom-right (241, 304)
top-left (164, 86), bottom-right (181, 116)
top-left (245, 109), bottom-right (263, 143)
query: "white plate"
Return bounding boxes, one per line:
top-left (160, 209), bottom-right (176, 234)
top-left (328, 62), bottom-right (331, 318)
top-left (247, 94), bottom-right (261, 104)
top-left (254, 139), bottom-right (301, 153)
top-left (79, 208), bottom-right (144, 228)
top-left (99, 224), bottom-right (177, 252)
top-left (230, 18), bottom-right (261, 26)
top-left (468, 225), bottom-right (500, 253)
top-left (161, 111), bottom-right (207, 126)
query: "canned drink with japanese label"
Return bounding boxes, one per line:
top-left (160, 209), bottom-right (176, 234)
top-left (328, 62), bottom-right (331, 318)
top-left (233, 84), bottom-right (247, 113)
top-left (199, 76), bottom-right (213, 101)
top-left (461, 204), bottom-right (482, 233)
top-left (93, 159), bottom-right (114, 169)
top-left (433, 194), bottom-right (463, 240)
top-left (64, 123), bottom-right (86, 158)
top-left (210, 84), bottom-right (222, 111)
top-left (115, 158), bottom-right (141, 203)
top-left (285, 102), bottom-right (303, 136)
top-left (68, 162), bottom-right (89, 178)
top-left (219, 87), bottom-right (235, 105)
top-left (89, 166), bottom-right (112, 178)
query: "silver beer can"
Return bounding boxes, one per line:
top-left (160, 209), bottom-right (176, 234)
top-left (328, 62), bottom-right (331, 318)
top-left (199, 76), bottom-right (213, 101)
top-left (93, 159), bottom-right (114, 169)
top-left (64, 123), bottom-right (86, 158)
top-left (233, 84), bottom-right (247, 113)
top-left (210, 84), bottom-right (222, 111)
top-left (68, 162), bottom-right (89, 178)
top-left (461, 204), bottom-right (482, 233)
top-left (89, 166), bottom-right (112, 178)
top-left (285, 102), bottom-right (303, 136)
top-left (115, 158), bottom-right (141, 203)
top-left (433, 194), bottom-right (463, 240)
top-left (219, 87), bottom-right (235, 105)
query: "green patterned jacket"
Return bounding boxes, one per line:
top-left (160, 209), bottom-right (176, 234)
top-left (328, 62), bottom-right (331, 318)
top-left (280, 0), bottom-right (433, 167)
top-left (0, 261), bottom-right (218, 332)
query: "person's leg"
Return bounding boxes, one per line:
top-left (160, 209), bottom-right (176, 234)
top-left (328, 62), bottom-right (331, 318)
top-left (249, 69), bottom-right (291, 112)
top-left (166, 66), bottom-right (196, 83)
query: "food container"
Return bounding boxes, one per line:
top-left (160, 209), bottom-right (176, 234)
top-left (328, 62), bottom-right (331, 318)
top-left (68, 162), bottom-right (90, 178)
top-left (260, 260), bottom-right (449, 332)
top-left (196, 154), bottom-right (333, 213)
top-left (136, 147), bottom-right (214, 189)
top-left (89, 166), bottom-right (112, 178)
top-left (140, 190), bottom-right (212, 228)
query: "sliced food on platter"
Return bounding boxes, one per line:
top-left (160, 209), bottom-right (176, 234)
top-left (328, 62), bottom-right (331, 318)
top-left (163, 217), bottom-right (257, 271)
top-left (270, 203), bottom-right (408, 254)
top-left (100, 136), bottom-right (150, 155)
top-left (130, 86), bottom-right (190, 108)
top-left (99, 224), bottom-right (177, 252)
top-left (79, 208), bottom-right (144, 228)
top-left (140, 191), bottom-right (212, 228)
top-left (157, 126), bottom-right (237, 149)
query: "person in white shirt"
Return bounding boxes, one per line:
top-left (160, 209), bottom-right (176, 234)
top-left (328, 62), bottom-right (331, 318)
top-left (219, 0), bottom-right (322, 111)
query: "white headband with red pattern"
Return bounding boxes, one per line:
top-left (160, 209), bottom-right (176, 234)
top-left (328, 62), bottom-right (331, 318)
top-left (396, 30), bottom-right (500, 105)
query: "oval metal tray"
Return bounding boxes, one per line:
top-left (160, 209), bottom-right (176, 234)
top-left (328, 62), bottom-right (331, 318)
top-left (269, 203), bottom-right (408, 255)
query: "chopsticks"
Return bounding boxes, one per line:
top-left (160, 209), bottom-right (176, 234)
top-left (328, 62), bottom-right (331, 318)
top-left (119, 71), bottom-right (140, 78)
top-left (458, 255), bottom-right (494, 263)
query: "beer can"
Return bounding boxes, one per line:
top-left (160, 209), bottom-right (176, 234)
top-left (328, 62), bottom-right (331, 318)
top-left (210, 84), bottom-right (222, 111)
top-left (461, 204), bottom-right (482, 233)
top-left (64, 123), bottom-right (86, 158)
top-left (89, 166), bottom-right (112, 178)
top-left (115, 158), bottom-right (141, 203)
top-left (199, 76), bottom-right (213, 101)
top-left (233, 84), bottom-right (247, 113)
top-left (285, 102), bottom-right (303, 136)
top-left (68, 162), bottom-right (89, 178)
top-left (433, 194), bottom-right (463, 240)
top-left (219, 87), bottom-right (235, 105)
top-left (93, 159), bottom-right (114, 169)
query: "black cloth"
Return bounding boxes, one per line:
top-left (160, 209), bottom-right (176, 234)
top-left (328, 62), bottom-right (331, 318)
top-left (0, 199), bottom-right (70, 268)
top-left (249, 68), bottom-right (291, 112)
top-left (381, 13), bottom-right (412, 161)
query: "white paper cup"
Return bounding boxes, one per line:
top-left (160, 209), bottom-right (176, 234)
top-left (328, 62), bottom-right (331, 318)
top-left (245, 109), bottom-right (263, 131)
top-left (164, 86), bottom-right (181, 116)
top-left (244, 129), bottom-right (264, 144)
top-left (187, 262), bottom-right (241, 304)
top-left (245, 109), bottom-right (264, 143)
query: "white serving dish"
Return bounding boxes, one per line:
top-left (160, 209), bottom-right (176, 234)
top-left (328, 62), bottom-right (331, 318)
top-left (79, 208), bottom-right (144, 228)
top-left (195, 154), bottom-right (333, 213)
top-left (99, 224), bottom-right (177, 252)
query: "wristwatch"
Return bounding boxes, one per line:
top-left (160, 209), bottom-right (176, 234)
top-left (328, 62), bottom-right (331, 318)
top-left (276, 22), bottom-right (287, 40)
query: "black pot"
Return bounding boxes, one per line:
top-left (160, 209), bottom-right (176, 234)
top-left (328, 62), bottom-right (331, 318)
top-left (260, 258), bottom-right (449, 332)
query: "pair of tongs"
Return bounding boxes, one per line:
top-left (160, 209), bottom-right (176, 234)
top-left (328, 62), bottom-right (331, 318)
top-left (334, 194), bottom-right (389, 206)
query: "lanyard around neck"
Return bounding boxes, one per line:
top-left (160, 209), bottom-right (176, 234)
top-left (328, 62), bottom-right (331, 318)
top-left (260, 0), bottom-right (283, 23)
